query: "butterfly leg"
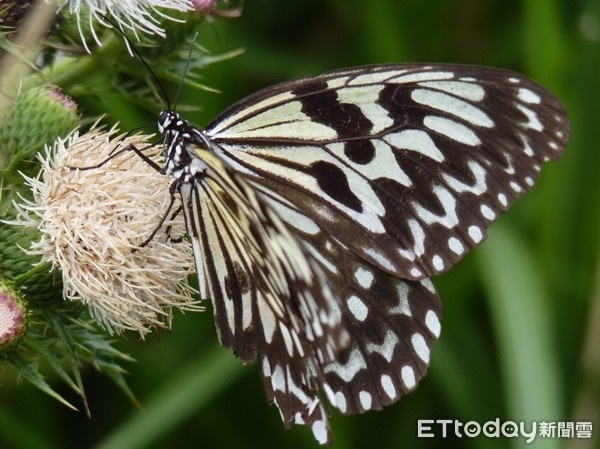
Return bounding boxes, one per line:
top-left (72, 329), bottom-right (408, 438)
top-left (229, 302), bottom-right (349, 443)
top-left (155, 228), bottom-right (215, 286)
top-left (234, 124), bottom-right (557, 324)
top-left (138, 179), bottom-right (180, 247)
top-left (65, 143), bottom-right (162, 172)
top-left (164, 205), bottom-right (184, 243)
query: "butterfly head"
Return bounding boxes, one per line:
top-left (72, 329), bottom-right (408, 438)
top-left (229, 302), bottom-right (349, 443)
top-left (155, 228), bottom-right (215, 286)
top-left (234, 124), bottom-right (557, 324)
top-left (158, 109), bottom-right (186, 134)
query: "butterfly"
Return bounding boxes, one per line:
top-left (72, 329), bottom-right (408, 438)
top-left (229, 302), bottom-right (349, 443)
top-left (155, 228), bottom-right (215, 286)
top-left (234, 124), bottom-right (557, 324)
top-left (153, 64), bottom-right (569, 443)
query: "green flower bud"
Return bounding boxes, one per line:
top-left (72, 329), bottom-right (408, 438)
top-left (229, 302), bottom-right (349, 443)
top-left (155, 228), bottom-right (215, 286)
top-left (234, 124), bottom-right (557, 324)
top-left (0, 281), bottom-right (29, 353)
top-left (0, 210), bottom-right (62, 305)
top-left (0, 84), bottom-right (79, 173)
top-left (0, 216), bottom-right (41, 279)
top-left (138, 9), bottom-right (207, 59)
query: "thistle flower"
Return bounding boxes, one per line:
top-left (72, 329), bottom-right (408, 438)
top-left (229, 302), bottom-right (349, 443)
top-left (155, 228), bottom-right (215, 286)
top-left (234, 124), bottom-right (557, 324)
top-left (190, 0), bottom-right (216, 12)
top-left (58, 0), bottom-right (195, 50)
top-left (13, 125), bottom-right (200, 337)
top-left (0, 84), bottom-right (79, 173)
top-left (0, 282), bottom-right (29, 352)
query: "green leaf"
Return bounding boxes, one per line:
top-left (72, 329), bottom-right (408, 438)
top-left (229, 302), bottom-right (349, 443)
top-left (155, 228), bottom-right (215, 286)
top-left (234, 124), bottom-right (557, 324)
top-left (7, 351), bottom-right (78, 411)
top-left (92, 347), bottom-right (246, 449)
top-left (478, 223), bottom-right (563, 449)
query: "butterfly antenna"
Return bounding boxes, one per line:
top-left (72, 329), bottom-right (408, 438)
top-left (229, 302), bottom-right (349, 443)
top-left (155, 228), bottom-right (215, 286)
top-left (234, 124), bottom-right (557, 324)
top-left (173, 32), bottom-right (198, 111)
top-left (102, 15), bottom-right (171, 110)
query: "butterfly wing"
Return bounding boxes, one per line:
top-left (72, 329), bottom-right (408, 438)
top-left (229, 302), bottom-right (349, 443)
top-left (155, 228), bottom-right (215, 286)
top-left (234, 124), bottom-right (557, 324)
top-left (178, 143), bottom-right (442, 443)
top-left (256, 185), bottom-right (442, 416)
top-left (206, 64), bottom-right (569, 280)
top-left (177, 147), bottom-right (348, 442)
top-left (170, 63), bottom-right (569, 443)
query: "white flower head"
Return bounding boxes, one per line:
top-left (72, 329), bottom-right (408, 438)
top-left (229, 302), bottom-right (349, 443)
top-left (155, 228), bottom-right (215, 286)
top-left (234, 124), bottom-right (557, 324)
top-left (14, 125), bottom-right (200, 337)
top-left (59, 0), bottom-right (195, 50)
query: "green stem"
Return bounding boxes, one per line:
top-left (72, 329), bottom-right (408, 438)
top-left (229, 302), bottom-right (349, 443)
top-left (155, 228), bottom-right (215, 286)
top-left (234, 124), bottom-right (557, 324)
top-left (41, 34), bottom-right (123, 89)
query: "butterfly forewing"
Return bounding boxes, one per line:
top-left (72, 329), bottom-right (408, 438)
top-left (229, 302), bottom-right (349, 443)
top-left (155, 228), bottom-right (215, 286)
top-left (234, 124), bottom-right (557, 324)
top-left (157, 63), bottom-right (569, 444)
top-left (206, 64), bottom-right (569, 280)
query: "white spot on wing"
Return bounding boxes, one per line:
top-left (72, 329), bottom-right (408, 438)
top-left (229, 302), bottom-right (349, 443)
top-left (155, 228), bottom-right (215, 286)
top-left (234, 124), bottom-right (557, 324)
top-left (416, 80), bottom-right (485, 101)
top-left (384, 129), bottom-right (445, 162)
top-left (421, 278), bottom-right (436, 293)
top-left (348, 70), bottom-right (409, 85)
top-left (401, 365), bottom-right (417, 389)
top-left (359, 391), bottom-right (372, 410)
top-left (312, 420), bottom-right (328, 445)
top-left (411, 333), bottom-right (430, 363)
top-left (411, 89), bottom-right (494, 127)
top-left (381, 374), bottom-right (397, 400)
top-left (468, 225), bottom-right (483, 243)
top-left (410, 267), bottom-right (423, 277)
top-left (389, 282), bottom-right (412, 316)
top-left (272, 364), bottom-right (286, 391)
top-left (432, 255), bottom-right (444, 271)
top-left (354, 267), bottom-right (374, 289)
top-left (347, 295), bottom-right (369, 321)
top-left (407, 218), bottom-right (426, 256)
top-left (518, 87), bottom-right (541, 104)
top-left (389, 71), bottom-right (455, 83)
top-left (326, 76), bottom-right (350, 89)
top-left (279, 323), bottom-right (295, 356)
top-left (424, 115), bottom-right (481, 146)
top-left (257, 295), bottom-right (277, 343)
top-left (448, 237), bottom-right (464, 255)
top-left (498, 193), bottom-right (508, 207)
top-left (516, 104), bottom-right (544, 131)
top-left (425, 310), bottom-right (441, 337)
top-left (262, 356), bottom-right (271, 376)
top-left (324, 347), bottom-right (367, 382)
top-left (367, 331), bottom-right (400, 362)
top-left (334, 392), bottom-right (347, 413)
top-left (480, 204), bottom-right (496, 220)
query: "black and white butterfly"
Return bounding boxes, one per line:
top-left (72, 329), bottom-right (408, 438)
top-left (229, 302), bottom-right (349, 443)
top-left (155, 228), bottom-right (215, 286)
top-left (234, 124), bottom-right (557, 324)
top-left (154, 64), bottom-right (569, 443)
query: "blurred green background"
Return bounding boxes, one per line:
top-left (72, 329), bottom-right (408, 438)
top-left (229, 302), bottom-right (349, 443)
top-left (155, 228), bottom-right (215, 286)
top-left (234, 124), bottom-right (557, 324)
top-left (1, 0), bottom-right (599, 448)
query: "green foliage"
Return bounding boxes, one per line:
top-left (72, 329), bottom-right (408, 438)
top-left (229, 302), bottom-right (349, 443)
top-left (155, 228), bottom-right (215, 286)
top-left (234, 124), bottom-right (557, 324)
top-left (1, 1), bottom-right (597, 449)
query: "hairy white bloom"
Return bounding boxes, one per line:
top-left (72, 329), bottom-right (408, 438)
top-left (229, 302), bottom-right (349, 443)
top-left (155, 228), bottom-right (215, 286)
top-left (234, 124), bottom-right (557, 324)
top-left (13, 125), bottom-right (200, 336)
top-left (59, 0), bottom-right (194, 50)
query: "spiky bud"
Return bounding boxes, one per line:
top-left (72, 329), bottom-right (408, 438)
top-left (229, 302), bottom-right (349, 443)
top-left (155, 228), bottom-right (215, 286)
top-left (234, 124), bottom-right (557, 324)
top-left (0, 282), bottom-right (29, 353)
top-left (0, 84), bottom-right (79, 173)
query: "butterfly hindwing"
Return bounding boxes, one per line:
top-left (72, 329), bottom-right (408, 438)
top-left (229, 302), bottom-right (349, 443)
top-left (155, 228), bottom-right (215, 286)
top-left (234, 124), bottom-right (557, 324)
top-left (257, 186), bottom-right (442, 417)
top-left (176, 146), bottom-right (347, 442)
